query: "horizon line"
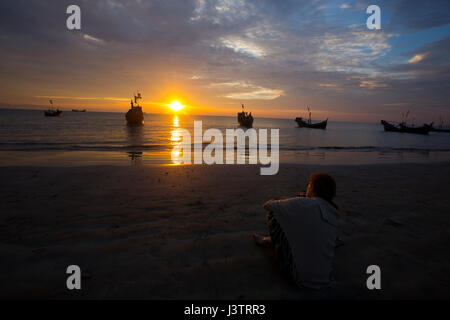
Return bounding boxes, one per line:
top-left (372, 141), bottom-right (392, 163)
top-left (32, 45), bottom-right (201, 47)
top-left (0, 106), bottom-right (388, 124)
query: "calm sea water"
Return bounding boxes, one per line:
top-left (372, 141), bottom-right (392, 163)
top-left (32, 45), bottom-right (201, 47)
top-left (1, 109), bottom-right (450, 166)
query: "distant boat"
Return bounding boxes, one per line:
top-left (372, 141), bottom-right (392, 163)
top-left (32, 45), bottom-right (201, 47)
top-left (44, 99), bottom-right (62, 117)
top-left (431, 127), bottom-right (450, 133)
top-left (431, 117), bottom-right (450, 133)
top-left (126, 92), bottom-right (144, 125)
top-left (237, 104), bottom-right (254, 128)
top-left (45, 109), bottom-right (62, 117)
top-left (295, 117), bottom-right (328, 129)
top-left (295, 106), bottom-right (328, 129)
top-left (381, 120), bottom-right (433, 135)
top-left (72, 109), bottom-right (86, 112)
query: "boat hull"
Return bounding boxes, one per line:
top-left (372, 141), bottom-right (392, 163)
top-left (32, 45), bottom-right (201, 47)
top-left (381, 120), bottom-right (432, 135)
top-left (44, 110), bottom-right (62, 117)
top-left (295, 118), bottom-right (327, 129)
top-left (431, 127), bottom-right (450, 133)
top-left (126, 107), bottom-right (144, 125)
top-left (237, 112), bottom-right (254, 128)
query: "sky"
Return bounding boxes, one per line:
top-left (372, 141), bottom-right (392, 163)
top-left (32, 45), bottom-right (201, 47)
top-left (0, 0), bottom-right (449, 122)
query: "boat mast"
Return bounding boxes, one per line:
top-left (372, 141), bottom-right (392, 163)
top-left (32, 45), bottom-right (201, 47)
top-left (49, 99), bottom-right (55, 111)
top-left (307, 106), bottom-right (311, 124)
top-left (134, 91), bottom-right (142, 107)
top-left (405, 110), bottom-right (410, 124)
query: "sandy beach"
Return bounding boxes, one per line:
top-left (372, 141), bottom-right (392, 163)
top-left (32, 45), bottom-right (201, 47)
top-left (1, 162), bottom-right (450, 299)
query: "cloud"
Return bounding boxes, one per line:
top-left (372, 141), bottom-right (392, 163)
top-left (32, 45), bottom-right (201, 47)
top-left (408, 53), bottom-right (427, 64)
top-left (339, 3), bottom-right (351, 9)
top-left (389, 0), bottom-right (450, 31)
top-left (208, 81), bottom-right (283, 100)
top-left (219, 37), bottom-right (266, 58)
top-left (386, 37), bottom-right (450, 78)
top-left (311, 26), bottom-right (393, 74)
top-left (359, 80), bottom-right (388, 89)
top-left (36, 95), bottom-right (128, 101)
top-left (224, 88), bottom-right (283, 100)
top-left (191, 0), bottom-right (255, 23)
top-left (83, 33), bottom-right (104, 43)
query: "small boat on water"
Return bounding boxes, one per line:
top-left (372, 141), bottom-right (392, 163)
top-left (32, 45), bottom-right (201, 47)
top-left (126, 92), bottom-right (144, 125)
top-left (44, 99), bottom-right (62, 117)
top-left (431, 117), bottom-right (450, 133)
top-left (381, 120), bottom-right (433, 135)
top-left (431, 127), bottom-right (450, 133)
top-left (237, 104), bottom-right (254, 128)
top-left (45, 109), bottom-right (62, 117)
top-left (295, 107), bottom-right (328, 129)
top-left (295, 117), bottom-right (328, 129)
top-left (72, 109), bottom-right (86, 112)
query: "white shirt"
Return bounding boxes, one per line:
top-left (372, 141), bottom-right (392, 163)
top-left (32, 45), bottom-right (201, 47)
top-left (269, 197), bottom-right (339, 289)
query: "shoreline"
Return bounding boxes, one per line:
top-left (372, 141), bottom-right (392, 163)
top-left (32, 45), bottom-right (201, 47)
top-left (2, 150), bottom-right (450, 167)
top-left (1, 162), bottom-right (450, 299)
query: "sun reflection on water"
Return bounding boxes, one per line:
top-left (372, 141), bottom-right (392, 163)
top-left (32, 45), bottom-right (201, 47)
top-left (173, 115), bottom-right (179, 128)
top-left (170, 115), bottom-right (185, 165)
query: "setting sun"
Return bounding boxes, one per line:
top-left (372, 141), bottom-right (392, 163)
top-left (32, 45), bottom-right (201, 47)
top-left (169, 101), bottom-right (185, 112)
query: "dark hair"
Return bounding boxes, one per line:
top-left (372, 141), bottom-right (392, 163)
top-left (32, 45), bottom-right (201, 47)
top-left (308, 173), bottom-right (338, 209)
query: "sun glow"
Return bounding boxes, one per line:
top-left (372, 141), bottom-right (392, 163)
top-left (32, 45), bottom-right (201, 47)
top-left (169, 101), bottom-right (185, 112)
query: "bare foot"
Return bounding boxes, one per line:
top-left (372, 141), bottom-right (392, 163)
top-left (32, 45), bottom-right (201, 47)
top-left (253, 234), bottom-right (272, 248)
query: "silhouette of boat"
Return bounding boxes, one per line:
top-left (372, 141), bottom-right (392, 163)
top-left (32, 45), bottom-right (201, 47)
top-left (295, 106), bottom-right (327, 129)
top-left (431, 127), bottom-right (450, 133)
top-left (126, 92), bottom-right (144, 125)
top-left (381, 120), bottom-right (433, 135)
top-left (237, 104), bottom-right (254, 128)
top-left (44, 99), bottom-right (62, 117)
top-left (72, 109), bottom-right (86, 112)
top-left (295, 117), bottom-right (328, 129)
top-left (431, 117), bottom-right (450, 133)
top-left (45, 109), bottom-right (62, 117)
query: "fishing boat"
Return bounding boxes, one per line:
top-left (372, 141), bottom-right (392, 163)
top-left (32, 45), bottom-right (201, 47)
top-left (44, 99), bottom-right (62, 117)
top-left (431, 126), bottom-right (450, 133)
top-left (295, 117), bottom-right (328, 129)
top-left (126, 92), bottom-right (144, 125)
top-left (381, 120), bottom-right (433, 135)
top-left (237, 104), bottom-right (254, 128)
top-left (431, 117), bottom-right (450, 133)
top-left (295, 107), bottom-right (328, 129)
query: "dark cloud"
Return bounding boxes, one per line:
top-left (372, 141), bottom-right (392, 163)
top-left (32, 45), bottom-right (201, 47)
top-left (389, 0), bottom-right (450, 31)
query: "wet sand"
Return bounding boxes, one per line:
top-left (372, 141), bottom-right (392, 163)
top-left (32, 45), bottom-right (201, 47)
top-left (1, 163), bottom-right (450, 299)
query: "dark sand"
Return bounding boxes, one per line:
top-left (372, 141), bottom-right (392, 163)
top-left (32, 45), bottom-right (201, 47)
top-left (1, 163), bottom-right (450, 299)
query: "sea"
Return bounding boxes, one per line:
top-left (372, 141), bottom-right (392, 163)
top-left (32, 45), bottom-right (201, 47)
top-left (1, 109), bottom-right (450, 166)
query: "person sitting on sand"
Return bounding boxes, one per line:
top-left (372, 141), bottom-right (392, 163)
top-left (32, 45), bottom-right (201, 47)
top-left (254, 173), bottom-right (340, 289)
